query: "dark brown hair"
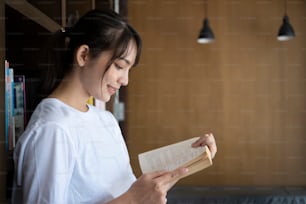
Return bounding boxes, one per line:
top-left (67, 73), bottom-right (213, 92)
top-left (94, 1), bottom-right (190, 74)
top-left (40, 9), bottom-right (142, 97)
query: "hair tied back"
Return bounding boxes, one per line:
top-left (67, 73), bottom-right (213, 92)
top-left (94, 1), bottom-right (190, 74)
top-left (61, 11), bottom-right (80, 35)
top-left (60, 26), bottom-right (72, 35)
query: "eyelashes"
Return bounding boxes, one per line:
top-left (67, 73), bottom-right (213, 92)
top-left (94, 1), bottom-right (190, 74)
top-left (115, 64), bottom-right (123, 70)
top-left (114, 62), bottom-right (125, 70)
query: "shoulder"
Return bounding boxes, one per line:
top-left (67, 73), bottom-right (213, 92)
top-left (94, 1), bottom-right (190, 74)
top-left (30, 99), bottom-right (66, 120)
top-left (19, 99), bottom-right (79, 143)
top-left (19, 121), bottom-right (69, 146)
top-left (29, 98), bottom-right (85, 125)
top-left (16, 99), bottom-right (78, 157)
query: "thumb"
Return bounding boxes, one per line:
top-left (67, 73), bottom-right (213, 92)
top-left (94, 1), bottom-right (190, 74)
top-left (163, 168), bottom-right (189, 191)
top-left (170, 167), bottom-right (189, 181)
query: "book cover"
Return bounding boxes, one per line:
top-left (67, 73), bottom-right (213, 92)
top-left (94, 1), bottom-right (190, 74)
top-left (9, 68), bottom-right (15, 149)
top-left (14, 75), bottom-right (26, 144)
top-left (4, 60), bottom-right (10, 151)
top-left (4, 60), bottom-right (15, 151)
top-left (87, 96), bottom-right (95, 105)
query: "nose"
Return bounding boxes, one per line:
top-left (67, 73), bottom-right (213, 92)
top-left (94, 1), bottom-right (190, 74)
top-left (119, 70), bottom-right (129, 86)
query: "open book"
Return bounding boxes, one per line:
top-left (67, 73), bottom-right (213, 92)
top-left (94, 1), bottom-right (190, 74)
top-left (138, 137), bottom-right (212, 179)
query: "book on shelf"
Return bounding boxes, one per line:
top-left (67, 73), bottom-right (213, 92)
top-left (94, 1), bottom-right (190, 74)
top-left (14, 75), bottom-right (27, 143)
top-left (95, 99), bottom-right (105, 110)
top-left (5, 60), bottom-right (15, 151)
top-left (138, 137), bottom-right (213, 179)
top-left (87, 96), bottom-right (94, 105)
top-left (4, 60), bottom-right (9, 151)
top-left (4, 60), bottom-right (27, 151)
top-left (87, 96), bottom-right (106, 110)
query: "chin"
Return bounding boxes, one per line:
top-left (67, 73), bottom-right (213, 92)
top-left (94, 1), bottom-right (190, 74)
top-left (100, 95), bottom-right (111, 103)
top-left (94, 94), bottom-right (110, 103)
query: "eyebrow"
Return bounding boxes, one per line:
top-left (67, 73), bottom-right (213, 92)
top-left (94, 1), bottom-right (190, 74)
top-left (118, 57), bottom-right (131, 66)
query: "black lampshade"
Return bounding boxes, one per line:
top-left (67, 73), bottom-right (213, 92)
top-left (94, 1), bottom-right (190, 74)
top-left (277, 15), bottom-right (295, 41)
top-left (197, 18), bottom-right (215, 44)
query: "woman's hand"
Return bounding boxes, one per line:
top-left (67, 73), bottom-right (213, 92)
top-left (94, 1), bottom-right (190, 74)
top-left (192, 133), bottom-right (217, 159)
top-left (123, 168), bottom-right (188, 204)
top-left (106, 134), bottom-right (216, 204)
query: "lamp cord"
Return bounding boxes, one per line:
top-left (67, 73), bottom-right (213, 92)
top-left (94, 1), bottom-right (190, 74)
top-left (204, 0), bottom-right (208, 18)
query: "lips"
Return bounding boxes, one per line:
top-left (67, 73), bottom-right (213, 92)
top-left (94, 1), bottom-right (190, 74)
top-left (107, 85), bottom-right (118, 95)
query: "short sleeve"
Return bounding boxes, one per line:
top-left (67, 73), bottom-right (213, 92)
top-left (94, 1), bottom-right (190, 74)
top-left (14, 122), bottom-right (76, 204)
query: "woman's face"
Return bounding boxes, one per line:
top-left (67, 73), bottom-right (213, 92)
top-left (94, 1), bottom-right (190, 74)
top-left (81, 41), bottom-right (137, 102)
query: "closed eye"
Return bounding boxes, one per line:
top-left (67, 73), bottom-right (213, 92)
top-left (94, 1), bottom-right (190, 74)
top-left (114, 63), bottom-right (124, 70)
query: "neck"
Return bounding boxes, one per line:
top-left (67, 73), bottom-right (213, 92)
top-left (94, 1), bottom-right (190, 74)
top-left (48, 75), bottom-right (91, 112)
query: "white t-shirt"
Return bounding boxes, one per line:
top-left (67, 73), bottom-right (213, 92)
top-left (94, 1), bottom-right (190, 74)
top-left (12, 98), bottom-right (136, 204)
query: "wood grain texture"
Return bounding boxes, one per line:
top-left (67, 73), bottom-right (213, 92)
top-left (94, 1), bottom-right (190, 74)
top-left (127, 0), bottom-right (306, 186)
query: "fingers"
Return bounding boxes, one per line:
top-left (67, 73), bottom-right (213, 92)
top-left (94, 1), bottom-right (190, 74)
top-left (153, 167), bottom-right (188, 191)
top-left (192, 133), bottom-right (217, 159)
top-left (169, 167), bottom-right (189, 181)
top-left (142, 170), bottom-right (168, 179)
top-left (168, 168), bottom-right (189, 189)
top-left (148, 167), bottom-right (189, 180)
top-left (128, 172), bottom-right (170, 204)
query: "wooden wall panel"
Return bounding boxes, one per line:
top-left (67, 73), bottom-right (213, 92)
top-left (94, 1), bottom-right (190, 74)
top-left (28, 0), bottom-right (62, 25)
top-left (127, 0), bottom-right (306, 186)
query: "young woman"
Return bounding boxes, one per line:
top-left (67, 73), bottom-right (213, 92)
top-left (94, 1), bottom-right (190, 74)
top-left (12, 9), bottom-right (217, 204)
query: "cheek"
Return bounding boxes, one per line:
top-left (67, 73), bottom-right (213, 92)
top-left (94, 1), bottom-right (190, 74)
top-left (100, 73), bottom-right (111, 94)
top-left (85, 71), bottom-right (104, 97)
top-left (82, 66), bottom-right (102, 84)
top-left (102, 68), bottom-right (116, 84)
top-left (100, 78), bottom-right (107, 91)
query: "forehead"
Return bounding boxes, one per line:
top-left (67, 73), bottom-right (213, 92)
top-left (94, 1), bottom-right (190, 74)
top-left (91, 40), bottom-right (137, 67)
top-left (117, 41), bottom-right (137, 65)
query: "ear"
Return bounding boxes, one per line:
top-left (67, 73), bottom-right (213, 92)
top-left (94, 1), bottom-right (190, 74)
top-left (76, 45), bottom-right (90, 67)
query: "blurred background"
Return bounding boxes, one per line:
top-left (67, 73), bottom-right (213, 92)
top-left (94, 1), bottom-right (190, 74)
top-left (0, 0), bottom-right (306, 203)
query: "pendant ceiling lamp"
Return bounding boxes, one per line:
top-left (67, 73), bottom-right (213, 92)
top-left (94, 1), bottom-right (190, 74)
top-left (277, 0), bottom-right (295, 41)
top-left (197, 0), bottom-right (215, 44)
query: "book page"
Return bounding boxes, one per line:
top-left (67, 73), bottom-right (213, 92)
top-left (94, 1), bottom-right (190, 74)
top-left (138, 137), bottom-right (209, 173)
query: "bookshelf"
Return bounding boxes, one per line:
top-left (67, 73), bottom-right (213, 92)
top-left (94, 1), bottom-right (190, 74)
top-left (5, 0), bottom-right (61, 32)
top-left (1, 0), bottom-right (114, 202)
top-left (0, 1), bottom-right (7, 202)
